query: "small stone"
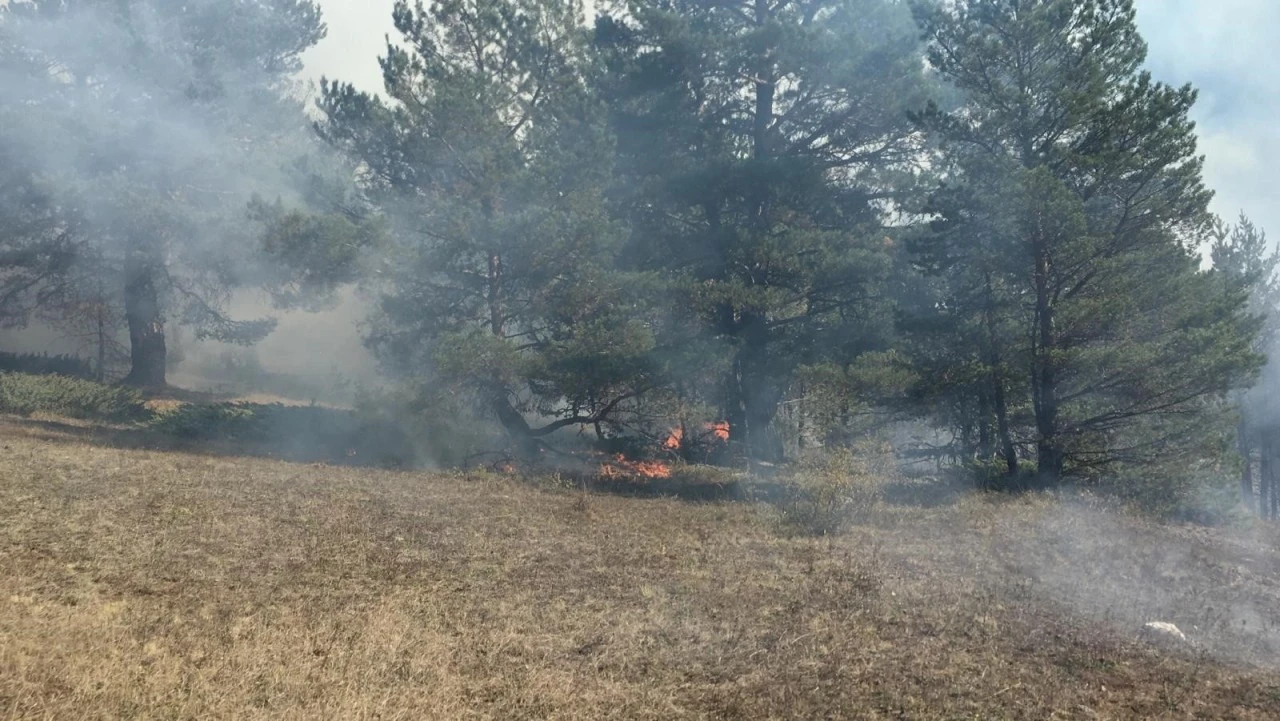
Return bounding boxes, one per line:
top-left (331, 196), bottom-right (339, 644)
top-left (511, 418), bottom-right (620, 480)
top-left (1139, 621), bottom-right (1187, 644)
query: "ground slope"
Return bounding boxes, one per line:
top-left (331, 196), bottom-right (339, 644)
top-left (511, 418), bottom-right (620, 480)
top-left (1, 417), bottom-right (1279, 719)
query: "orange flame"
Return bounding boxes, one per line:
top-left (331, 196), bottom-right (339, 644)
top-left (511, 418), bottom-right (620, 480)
top-left (662, 421), bottom-right (730, 450)
top-left (663, 426), bottom-right (684, 450)
top-left (600, 453), bottom-right (672, 479)
top-left (706, 421), bottom-right (730, 442)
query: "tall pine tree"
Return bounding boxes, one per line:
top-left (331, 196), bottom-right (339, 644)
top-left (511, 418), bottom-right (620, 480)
top-left (1210, 215), bottom-right (1280, 513)
top-left (0, 0), bottom-right (328, 385)
top-left (594, 0), bottom-right (930, 460)
top-left (317, 0), bottom-right (658, 453)
top-left (909, 0), bottom-right (1262, 484)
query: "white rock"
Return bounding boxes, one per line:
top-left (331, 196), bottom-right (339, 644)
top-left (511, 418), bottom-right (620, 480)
top-left (1140, 621), bottom-right (1188, 644)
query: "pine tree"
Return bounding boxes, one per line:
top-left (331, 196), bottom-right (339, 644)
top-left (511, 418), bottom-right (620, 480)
top-left (0, 0), bottom-right (328, 385)
top-left (593, 0), bottom-right (930, 460)
top-left (910, 0), bottom-right (1263, 484)
top-left (0, 152), bottom-right (77, 330)
top-left (316, 0), bottom-right (657, 453)
top-left (1210, 214), bottom-right (1280, 513)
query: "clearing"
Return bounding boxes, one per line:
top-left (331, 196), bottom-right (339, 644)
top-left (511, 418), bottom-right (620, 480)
top-left (2, 416), bottom-right (1280, 719)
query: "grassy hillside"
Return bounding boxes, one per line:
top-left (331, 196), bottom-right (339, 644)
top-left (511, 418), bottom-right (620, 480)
top-left (2, 416), bottom-right (1280, 719)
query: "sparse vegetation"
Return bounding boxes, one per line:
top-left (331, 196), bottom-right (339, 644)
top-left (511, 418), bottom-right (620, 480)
top-left (773, 442), bottom-right (894, 536)
top-left (2, 418), bottom-right (1280, 719)
top-left (0, 372), bottom-right (147, 422)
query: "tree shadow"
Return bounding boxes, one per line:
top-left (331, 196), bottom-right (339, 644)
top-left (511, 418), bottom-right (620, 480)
top-left (3, 413), bottom-right (792, 506)
top-left (0, 412), bottom-right (422, 470)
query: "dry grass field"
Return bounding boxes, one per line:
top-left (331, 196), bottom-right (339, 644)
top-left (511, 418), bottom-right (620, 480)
top-left (3, 415), bottom-right (1280, 719)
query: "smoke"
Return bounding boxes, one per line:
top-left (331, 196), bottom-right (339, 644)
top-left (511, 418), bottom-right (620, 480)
top-left (1005, 496), bottom-right (1280, 667)
top-left (3, 1), bottom-right (1280, 675)
top-left (173, 286), bottom-right (381, 405)
top-left (0, 0), bottom-right (341, 363)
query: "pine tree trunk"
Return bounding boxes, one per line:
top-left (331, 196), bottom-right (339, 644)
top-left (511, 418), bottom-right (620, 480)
top-left (738, 312), bottom-right (784, 463)
top-left (1260, 436), bottom-right (1273, 520)
top-left (483, 253), bottom-right (535, 454)
top-left (983, 274), bottom-right (1018, 476)
top-left (487, 250), bottom-right (503, 337)
top-left (977, 387), bottom-right (994, 462)
top-left (95, 281), bottom-right (106, 384)
top-left (1031, 248), bottom-right (1062, 485)
top-left (122, 262), bottom-right (166, 387)
top-left (993, 377), bottom-right (1017, 476)
top-left (479, 191), bottom-right (527, 449)
top-left (733, 0), bottom-right (783, 464)
top-left (487, 384), bottom-right (540, 457)
top-left (752, 0), bottom-right (773, 165)
top-left (745, 392), bottom-right (784, 462)
top-left (1240, 416), bottom-right (1254, 508)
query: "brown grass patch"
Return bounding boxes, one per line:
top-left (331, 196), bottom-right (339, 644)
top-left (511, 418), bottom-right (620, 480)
top-left (2, 418), bottom-right (1280, 719)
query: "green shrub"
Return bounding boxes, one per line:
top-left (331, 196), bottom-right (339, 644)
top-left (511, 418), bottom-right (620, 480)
top-left (0, 372), bottom-right (148, 422)
top-left (1093, 460), bottom-right (1246, 525)
top-left (773, 441), bottom-right (894, 536)
top-left (148, 402), bottom-right (268, 439)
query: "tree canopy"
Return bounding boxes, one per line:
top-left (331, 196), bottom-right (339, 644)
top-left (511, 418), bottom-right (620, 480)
top-left (0, 0), bottom-right (1271, 503)
top-left (0, 0), bottom-right (334, 386)
top-left (904, 0), bottom-right (1260, 484)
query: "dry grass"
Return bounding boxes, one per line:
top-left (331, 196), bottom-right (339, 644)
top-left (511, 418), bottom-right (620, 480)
top-left (2, 417), bottom-right (1280, 719)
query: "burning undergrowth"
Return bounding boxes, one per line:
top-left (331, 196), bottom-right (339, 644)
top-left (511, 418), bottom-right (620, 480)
top-left (487, 454), bottom-right (746, 501)
top-left (586, 459), bottom-right (745, 501)
top-left (478, 419), bottom-right (744, 501)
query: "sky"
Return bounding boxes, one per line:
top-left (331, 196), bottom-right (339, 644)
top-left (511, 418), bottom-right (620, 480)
top-left (1133, 0), bottom-right (1280, 240)
top-left (302, 0), bottom-right (1279, 242)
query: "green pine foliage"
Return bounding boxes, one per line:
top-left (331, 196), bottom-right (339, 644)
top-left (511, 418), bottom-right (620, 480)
top-left (593, 0), bottom-right (931, 461)
top-left (904, 0), bottom-right (1262, 485)
top-left (315, 0), bottom-right (661, 452)
top-left (0, 0), bottom-right (1273, 515)
top-left (0, 0), bottom-right (334, 386)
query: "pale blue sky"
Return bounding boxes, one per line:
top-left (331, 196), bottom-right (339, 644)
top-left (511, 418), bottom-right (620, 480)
top-left (303, 0), bottom-right (1278, 239)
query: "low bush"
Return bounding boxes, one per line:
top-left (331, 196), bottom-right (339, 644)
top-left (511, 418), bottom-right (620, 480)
top-left (773, 441), bottom-right (895, 536)
top-left (1093, 460), bottom-right (1247, 525)
top-left (148, 402), bottom-right (267, 439)
top-left (0, 372), bottom-right (148, 422)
